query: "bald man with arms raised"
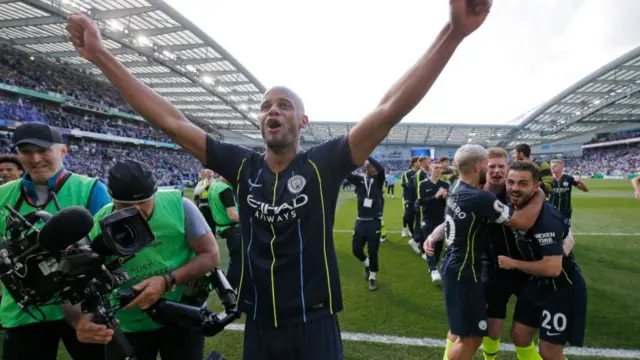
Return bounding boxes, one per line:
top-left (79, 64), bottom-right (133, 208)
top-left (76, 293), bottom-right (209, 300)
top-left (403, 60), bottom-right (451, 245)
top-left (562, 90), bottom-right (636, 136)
top-left (66, 1), bottom-right (492, 358)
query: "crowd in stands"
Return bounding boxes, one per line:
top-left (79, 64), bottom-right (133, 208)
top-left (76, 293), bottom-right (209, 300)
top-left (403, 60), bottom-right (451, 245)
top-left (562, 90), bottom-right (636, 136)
top-left (0, 46), bottom-right (134, 114)
top-left (564, 143), bottom-right (640, 176)
top-left (0, 95), bottom-right (172, 143)
top-left (1, 44), bottom-right (639, 185)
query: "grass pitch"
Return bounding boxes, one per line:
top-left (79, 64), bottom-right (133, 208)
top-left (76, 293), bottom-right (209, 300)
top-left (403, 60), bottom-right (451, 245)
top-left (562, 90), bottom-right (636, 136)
top-left (51, 179), bottom-right (640, 359)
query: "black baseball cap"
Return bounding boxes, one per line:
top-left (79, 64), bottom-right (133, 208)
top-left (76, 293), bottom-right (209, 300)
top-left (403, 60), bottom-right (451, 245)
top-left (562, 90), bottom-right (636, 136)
top-left (12, 122), bottom-right (64, 149)
top-left (108, 159), bottom-right (158, 203)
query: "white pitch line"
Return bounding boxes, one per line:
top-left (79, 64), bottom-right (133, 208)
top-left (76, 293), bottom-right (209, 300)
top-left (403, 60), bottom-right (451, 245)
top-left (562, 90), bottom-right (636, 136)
top-left (224, 324), bottom-right (640, 358)
top-left (332, 229), bottom-right (640, 237)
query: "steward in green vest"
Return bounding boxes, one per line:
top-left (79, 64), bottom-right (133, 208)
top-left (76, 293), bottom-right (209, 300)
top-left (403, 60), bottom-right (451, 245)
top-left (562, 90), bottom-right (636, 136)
top-left (208, 176), bottom-right (241, 289)
top-left (0, 122), bottom-right (111, 360)
top-left (194, 169), bottom-right (216, 229)
top-left (64, 159), bottom-right (220, 360)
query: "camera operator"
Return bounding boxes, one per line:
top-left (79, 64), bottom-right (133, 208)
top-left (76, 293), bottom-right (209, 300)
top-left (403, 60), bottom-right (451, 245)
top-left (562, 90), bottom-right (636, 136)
top-left (0, 122), bottom-right (111, 360)
top-left (63, 159), bottom-right (220, 360)
top-left (208, 175), bottom-right (240, 289)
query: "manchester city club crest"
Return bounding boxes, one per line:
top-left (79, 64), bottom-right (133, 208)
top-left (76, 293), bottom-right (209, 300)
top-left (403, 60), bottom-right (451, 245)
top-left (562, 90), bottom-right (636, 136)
top-left (287, 175), bottom-right (306, 194)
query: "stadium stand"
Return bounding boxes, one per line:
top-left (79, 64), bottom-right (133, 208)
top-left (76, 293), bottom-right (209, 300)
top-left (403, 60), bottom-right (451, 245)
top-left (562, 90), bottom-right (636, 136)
top-left (0, 45), bottom-right (204, 186)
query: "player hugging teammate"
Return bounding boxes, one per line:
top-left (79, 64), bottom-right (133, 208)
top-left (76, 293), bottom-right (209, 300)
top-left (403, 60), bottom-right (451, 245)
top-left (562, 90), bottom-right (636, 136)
top-left (425, 144), bottom-right (587, 360)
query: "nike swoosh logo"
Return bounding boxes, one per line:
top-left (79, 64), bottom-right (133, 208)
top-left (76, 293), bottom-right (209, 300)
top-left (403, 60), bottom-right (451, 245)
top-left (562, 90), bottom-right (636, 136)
top-left (546, 332), bottom-right (561, 336)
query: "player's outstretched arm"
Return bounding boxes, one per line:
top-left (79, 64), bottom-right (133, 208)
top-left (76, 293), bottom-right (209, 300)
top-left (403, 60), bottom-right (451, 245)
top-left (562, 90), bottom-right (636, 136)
top-left (348, 0), bottom-right (491, 165)
top-left (631, 177), bottom-right (640, 199)
top-left (66, 13), bottom-right (207, 164)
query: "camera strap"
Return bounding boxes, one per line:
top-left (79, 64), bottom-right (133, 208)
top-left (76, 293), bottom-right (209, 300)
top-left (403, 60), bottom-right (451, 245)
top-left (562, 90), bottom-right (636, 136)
top-left (15, 170), bottom-right (71, 211)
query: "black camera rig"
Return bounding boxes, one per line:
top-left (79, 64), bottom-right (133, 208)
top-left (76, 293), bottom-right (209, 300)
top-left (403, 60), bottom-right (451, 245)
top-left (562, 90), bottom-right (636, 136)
top-left (0, 198), bottom-right (240, 360)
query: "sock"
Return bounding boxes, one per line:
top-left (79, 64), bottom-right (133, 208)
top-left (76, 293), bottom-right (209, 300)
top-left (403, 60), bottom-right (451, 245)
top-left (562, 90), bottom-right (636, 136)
top-left (369, 271), bottom-right (376, 280)
top-left (443, 339), bottom-right (454, 360)
top-left (515, 343), bottom-right (542, 360)
top-left (381, 221), bottom-right (387, 237)
top-left (482, 337), bottom-right (500, 360)
top-left (363, 258), bottom-right (370, 268)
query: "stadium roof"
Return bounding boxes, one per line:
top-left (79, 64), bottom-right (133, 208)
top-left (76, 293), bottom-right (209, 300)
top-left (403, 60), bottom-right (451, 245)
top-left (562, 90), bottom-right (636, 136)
top-left (297, 45), bottom-right (640, 148)
top-left (1, 1), bottom-right (639, 149)
top-left (298, 122), bottom-right (516, 148)
top-left (501, 45), bottom-right (640, 148)
top-left (0, 0), bottom-right (266, 131)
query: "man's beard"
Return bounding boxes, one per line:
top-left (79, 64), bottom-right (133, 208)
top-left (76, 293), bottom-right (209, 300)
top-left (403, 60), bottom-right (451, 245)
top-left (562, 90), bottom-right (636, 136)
top-left (266, 139), bottom-right (290, 154)
top-left (264, 130), bottom-right (294, 154)
top-left (510, 190), bottom-right (535, 207)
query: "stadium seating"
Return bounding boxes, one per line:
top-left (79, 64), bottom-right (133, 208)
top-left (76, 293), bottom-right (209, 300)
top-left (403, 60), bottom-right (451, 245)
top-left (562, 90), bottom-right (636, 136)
top-left (0, 46), bottom-right (204, 186)
top-left (1, 44), bottom-right (639, 185)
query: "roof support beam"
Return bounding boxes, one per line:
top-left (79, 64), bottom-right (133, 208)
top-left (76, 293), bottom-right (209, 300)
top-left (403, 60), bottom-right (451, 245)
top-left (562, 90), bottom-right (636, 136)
top-left (67, 56), bottom-right (227, 69)
top-left (0, 7), bottom-right (156, 29)
top-left (33, 43), bottom-right (206, 59)
top-left (89, 7), bottom-right (156, 20)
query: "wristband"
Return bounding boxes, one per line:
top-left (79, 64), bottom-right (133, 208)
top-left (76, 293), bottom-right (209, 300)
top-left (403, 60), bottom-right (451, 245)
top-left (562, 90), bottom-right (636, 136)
top-left (166, 272), bottom-right (177, 291)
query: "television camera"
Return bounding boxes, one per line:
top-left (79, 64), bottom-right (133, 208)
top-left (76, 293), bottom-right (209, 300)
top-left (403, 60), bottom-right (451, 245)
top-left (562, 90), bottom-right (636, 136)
top-left (0, 198), bottom-right (240, 360)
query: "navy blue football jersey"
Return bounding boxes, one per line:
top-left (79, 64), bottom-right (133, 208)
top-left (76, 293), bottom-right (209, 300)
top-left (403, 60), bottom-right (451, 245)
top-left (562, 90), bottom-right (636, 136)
top-left (441, 181), bottom-right (513, 282)
top-left (205, 134), bottom-right (358, 327)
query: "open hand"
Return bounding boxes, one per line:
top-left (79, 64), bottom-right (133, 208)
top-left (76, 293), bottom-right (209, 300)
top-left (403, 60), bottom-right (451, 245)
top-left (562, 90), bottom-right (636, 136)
top-left (449, 0), bottom-right (492, 39)
top-left (124, 276), bottom-right (167, 311)
top-left (66, 13), bottom-right (105, 63)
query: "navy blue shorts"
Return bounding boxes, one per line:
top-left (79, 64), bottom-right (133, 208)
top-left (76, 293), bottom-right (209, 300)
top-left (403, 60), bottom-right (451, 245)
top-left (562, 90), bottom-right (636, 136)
top-left (482, 266), bottom-right (529, 319)
top-left (442, 269), bottom-right (488, 338)
top-left (242, 313), bottom-right (344, 360)
top-left (514, 276), bottom-right (587, 347)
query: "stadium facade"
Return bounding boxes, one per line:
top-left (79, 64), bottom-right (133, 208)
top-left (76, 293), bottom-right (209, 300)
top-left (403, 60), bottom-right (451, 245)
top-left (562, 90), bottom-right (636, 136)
top-left (0, 0), bottom-right (638, 171)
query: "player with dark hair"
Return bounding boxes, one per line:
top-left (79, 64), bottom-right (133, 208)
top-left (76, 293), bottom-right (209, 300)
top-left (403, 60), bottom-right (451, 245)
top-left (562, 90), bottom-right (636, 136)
top-left (512, 144), bottom-right (553, 197)
top-left (498, 161), bottom-right (586, 360)
top-left (66, 2), bottom-right (492, 357)
top-left (425, 144), bottom-right (544, 360)
top-left (401, 156), bottom-right (420, 238)
top-left (346, 158), bottom-right (385, 291)
top-left (480, 147), bottom-right (542, 360)
top-left (410, 156), bottom-right (430, 256)
top-left (439, 156), bottom-right (459, 184)
top-left (417, 160), bottom-right (449, 283)
top-left (549, 159), bottom-right (588, 228)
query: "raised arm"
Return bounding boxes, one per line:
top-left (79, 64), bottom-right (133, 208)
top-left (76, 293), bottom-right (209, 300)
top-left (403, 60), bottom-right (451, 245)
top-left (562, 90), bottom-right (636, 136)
top-left (347, 1), bottom-right (491, 165)
top-left (367, 157), bottom-right (386, 188)
top-left (345, 173), bottom-right (363, 186)
top-left (66, 14), bottom-right (206, 164)
top-left (633, 177), bottom-right (640, 200)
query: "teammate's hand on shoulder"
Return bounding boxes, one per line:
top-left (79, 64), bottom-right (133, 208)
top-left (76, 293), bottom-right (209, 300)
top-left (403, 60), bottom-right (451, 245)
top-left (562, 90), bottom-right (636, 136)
top-left (497, 255), bottom-right (515, 270)
top-left (449, 0), bottom-right (492, 39)
top-left (66, 13), bottom-right (106, 63)
top-left (125, 276), bottom-right (167, 311)
top-left (75, 315), bottom-right (114, 344)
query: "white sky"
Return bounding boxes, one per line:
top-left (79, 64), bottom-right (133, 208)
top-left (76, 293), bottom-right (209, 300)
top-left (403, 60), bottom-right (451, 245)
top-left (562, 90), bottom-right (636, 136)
top-left (165, 0), bottom-right (640, 125)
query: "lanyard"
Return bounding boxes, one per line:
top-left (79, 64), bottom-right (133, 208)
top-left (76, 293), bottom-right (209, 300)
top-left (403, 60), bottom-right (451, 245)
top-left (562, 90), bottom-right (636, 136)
top-left (21, 170), bottom-right (69, 208)
top-left (363, 175), bottom-right (373, 198)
